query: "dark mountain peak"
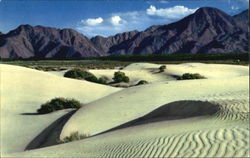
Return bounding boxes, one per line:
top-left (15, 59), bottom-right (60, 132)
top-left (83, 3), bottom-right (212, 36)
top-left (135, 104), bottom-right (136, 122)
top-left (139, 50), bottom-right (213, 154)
top-left (193, 7), bottom-right (233, 21)
top-left (91, 30), bottom-right (139, 53)
top-left (233, 9), bottom-right (249, 31)
top-left (114, 30), bottom-right (139, 37)
top-left (195, 7), bottom-right (222, 14)
top-left (110, 30), bottom-right (139, 42)
top-left (7, 24), bottom-right (33, 36)
top-left (92, 7), bottom-right (248, 55)
top-left (0, 25), bottom-right (106, 59)
top-left (234, 9), bottom-right (249, 18)
top-left (18, 24), bottom-right (33, 29)
top-left (0, 7), bottom-right (248, 59)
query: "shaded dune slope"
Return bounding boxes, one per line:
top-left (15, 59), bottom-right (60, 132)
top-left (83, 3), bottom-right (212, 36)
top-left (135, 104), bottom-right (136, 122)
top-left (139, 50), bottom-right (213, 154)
top-left (61, 75), bottom-right (248, 137)
top-left (100, 100), bottom-right (220, 134)
top-left (25, 110), bottom-right (76, 150)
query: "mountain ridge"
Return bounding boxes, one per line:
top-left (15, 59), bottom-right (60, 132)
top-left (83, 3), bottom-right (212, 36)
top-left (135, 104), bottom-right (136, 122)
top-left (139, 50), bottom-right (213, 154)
top-left (0, 24), bottom-right (106, 59)
top-left (92, 7), bottom-right (248, 55)
top-left (0, 7), bottom-right (248, 59)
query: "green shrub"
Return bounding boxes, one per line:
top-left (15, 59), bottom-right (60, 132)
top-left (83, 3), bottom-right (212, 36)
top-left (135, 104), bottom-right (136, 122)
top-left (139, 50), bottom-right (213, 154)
top-left (136, 80), bottom-right (148, 86)
top-left (98, 76), bottom-right (109, 84)
top-left (113, 71), bottom-right (130, 83)
top-left (64, 68), bottom-right (100, 83)
top-left (64, 68), bottom-right (92, 79)
top-left (57, 132), bottom-right (88, 144)
top-left (159, 65), bottom-right (166, 72)
top-left (85, 75), bottom-right (99, 83)
top-left (37, 98), bottom-right (81, 114)
top-left (177, 73), bottom-right (205, 80)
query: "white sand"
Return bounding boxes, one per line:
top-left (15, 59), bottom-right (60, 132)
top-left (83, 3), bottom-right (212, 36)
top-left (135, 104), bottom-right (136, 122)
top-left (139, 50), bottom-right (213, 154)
top-left (0, 64), bottom-right (120, 154)
top-left (61, 76), bottom-right (248, 136)
top-left (1, 63), bottom-right (249, 157)
top-left (7, 117), bottom-right (249, 157)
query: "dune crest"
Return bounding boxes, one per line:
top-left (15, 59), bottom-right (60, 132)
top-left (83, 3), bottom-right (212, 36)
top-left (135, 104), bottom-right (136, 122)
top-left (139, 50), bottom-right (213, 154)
top-left (1, 63), bottom-right (249, 157)
top-left (0, 64), bottom-right (120, 154)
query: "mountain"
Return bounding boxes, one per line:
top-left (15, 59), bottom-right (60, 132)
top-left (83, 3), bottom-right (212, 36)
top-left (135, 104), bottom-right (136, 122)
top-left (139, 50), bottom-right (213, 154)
top-left (0, 25), bottom-right (105, 59)
top-left (91, 30), bottom-right (139, 54)
top-left (92, 7), bottom-right (249, 55)
top-left (233, 9), bottom-right (249, 31)
top-left (0, 7), bottom-right (249, 59)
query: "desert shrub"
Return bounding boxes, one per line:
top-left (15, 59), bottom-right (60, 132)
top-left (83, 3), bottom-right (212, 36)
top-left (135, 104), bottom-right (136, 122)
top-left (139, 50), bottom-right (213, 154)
top-left (113, 71), bottom-right (130, 83)
top-left (136, 80), bottom-right (148, 86)
top-left (64, 68), bottom-right (92, 79)
top-left (159, 65), bottom-right (166, 72)
top-left (64, 68), bottom-right (100, 83)
top-left (177, 73), bottom-right (205, 80)
top-left (34, 66), bottom-right (59, 71)
top-left (98, 76), bottom-right (109, 84)
top-left (37, 98), bottom-right (81, 114)
top-left (84, 75), bottom-right (99, 83)
top-left (57, 132), bottom-right (88, 144)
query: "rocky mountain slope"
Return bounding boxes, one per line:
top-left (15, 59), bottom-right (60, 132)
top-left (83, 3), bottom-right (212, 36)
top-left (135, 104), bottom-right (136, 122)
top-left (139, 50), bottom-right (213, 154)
top-left (92, 7), bottom-right (249, 55)
top-left (0, 25), bottom-right (105, 59)
top-left (0, 7), bottom-right (248, 59)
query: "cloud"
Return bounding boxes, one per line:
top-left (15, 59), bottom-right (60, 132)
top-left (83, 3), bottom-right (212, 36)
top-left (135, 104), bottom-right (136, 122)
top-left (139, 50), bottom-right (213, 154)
top-left (77, 5), bottom-right (197, 37)
top-left (81, 17), bottom-right (103, 26)
top-left (110, 16), bottom-right (122, 25)
top-left (147, 5), bottom-right (198, 19)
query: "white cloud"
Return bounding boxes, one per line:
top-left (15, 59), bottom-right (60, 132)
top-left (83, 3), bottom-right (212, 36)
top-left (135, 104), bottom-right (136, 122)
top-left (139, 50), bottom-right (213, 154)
top-left (77, 5), bottom-right (198, 37)
top-left (147, 5), bottom-right (198, 19)
top-left (81, 17), bottom-right (103, 26)
top-left (110, 16), bottom-right (122, 25)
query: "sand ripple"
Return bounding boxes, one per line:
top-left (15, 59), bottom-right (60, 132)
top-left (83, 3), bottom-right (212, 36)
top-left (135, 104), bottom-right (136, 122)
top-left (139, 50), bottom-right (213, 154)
top-left (99, 126), bottom-right (249, 158)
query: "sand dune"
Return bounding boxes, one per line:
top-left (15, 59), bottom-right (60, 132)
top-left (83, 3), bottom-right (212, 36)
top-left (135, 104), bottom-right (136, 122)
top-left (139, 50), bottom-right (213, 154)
top-left (7, 116), bottom-right (249, 157)
top-left (61, 75), bottom-right (248, 137)
top-left (47, 62), bottom-right (248, 84)
top-left (0, 64), bottom-right (120, 154)
top-left (1, 63), bottom-right (249, 157)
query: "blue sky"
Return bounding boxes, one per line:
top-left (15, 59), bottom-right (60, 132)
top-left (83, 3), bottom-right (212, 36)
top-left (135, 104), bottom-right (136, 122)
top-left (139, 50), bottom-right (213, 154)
top-left (0, 0), bottom-right (248, 37)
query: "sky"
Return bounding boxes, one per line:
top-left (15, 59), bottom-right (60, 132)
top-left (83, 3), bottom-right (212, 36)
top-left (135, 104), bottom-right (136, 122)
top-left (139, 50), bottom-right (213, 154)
top-left (0, 0), bottom-right (249, 37)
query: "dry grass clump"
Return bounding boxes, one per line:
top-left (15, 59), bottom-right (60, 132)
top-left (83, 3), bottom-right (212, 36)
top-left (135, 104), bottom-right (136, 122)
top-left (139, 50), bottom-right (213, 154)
top-left (57, 132), bottom-right (89, 144)
top-left (177, 73), bottom-right (205, 80)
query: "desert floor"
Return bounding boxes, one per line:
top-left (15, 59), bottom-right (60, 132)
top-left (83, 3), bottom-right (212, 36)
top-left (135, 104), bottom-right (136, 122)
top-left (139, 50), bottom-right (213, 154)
top-left (0, 62), bottom-right (249, 157)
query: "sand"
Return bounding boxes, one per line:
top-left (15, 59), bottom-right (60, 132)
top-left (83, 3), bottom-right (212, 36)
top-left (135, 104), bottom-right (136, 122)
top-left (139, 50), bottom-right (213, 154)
top-left (0, 64), bottom-right (120, 154)
top-left (1, 62), bottom-right (249, 157)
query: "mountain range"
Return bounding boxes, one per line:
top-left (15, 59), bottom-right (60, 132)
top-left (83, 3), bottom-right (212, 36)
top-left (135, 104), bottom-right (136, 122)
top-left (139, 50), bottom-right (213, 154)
top-left (0, 7), bottom-right (249, 59)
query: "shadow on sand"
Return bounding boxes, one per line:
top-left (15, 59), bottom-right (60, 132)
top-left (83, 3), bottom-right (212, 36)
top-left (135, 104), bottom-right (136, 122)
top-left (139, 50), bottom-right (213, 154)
top-left (25, 110), bottom-right (76, 150)
top-left (24, 100), bottom-right (220, 150)
top-left (99, 100), bottom-right (220, 135)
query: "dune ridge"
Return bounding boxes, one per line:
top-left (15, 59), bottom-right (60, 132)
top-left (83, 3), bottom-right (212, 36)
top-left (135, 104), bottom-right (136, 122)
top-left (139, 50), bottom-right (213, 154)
top-left (0, 64), bottom-right (121, 154)
top-left (61, 75), bottom-right (248, 137)
top-left (6, 119), bottom-right (249, 158)
top-left (1, 63), bottom-right (249, 157)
